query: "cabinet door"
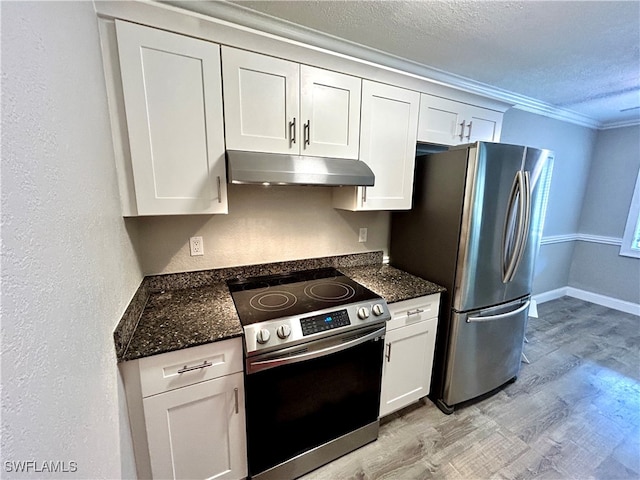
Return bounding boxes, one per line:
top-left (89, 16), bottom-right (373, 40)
top-left (417, 94), bottom-right (466, 145)
top-left (143, 372), bottom-right (247, 480)
top-left (465, 105), bottom-right (503, 143)
top-left (379, 319), bottom-right (437, 417)
top-left (115, 21), bottom-right (227, 215)
top-left (358, 81), bottom-right (420, 210)
top-left (299, 66), bottom-right (361, 159)
top-left (222, 47), bottom-right (299, 154)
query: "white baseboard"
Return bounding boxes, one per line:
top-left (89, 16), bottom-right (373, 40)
top-left (533, 287), bottom-right (569, 304)
top-left (534, 287), bottom-right (640, 316)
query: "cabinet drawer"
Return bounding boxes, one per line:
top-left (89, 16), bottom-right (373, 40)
top-left (139, 338), bottom-right (243, 398)
top-left (387, 294), bottom-right (440, 331)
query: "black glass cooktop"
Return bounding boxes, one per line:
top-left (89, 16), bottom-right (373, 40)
top-left (227, 268), bottom-right (380, 326)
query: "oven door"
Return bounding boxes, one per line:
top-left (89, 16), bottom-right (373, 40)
top-left (245, 324), bottom-right (385, 480)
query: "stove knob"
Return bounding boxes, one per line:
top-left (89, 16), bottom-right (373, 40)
top-left (372, 304), bottom-right (385, 316)
top-left (357, 307), bottom-right (370, 319)
top-left (277, 324), bottom-right (291, 339)
top-left (256, 328), bottom-right (271, 344)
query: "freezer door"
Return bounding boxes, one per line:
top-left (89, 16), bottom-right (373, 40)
top-left (442, 298), bottom-right (529, 407)
top-left (454, 143), bottom-right (552, 311)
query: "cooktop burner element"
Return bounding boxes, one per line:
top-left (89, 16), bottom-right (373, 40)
top-left (304, 281), bottom-right (356, 302)
top-left (227, 267), bottom-right (390, 355)
top-left (249, 291), bottom-right (298, 312)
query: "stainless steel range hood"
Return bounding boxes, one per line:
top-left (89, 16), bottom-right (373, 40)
top-left (226, 150), bottom-right (375, 187)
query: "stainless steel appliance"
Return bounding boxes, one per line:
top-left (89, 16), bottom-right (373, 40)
top-left (227, 268), bottom-right (390, 480)
top-left (226, 150), bottom-right (375, 186)
top-left (390, 142), bottom-right (554, 414)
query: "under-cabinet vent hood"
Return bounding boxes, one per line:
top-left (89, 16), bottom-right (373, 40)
top-left (226, 150), bottom-right (375, 187)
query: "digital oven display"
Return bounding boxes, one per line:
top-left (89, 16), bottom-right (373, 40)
top-left (300, 309), bottom-right (350, 336)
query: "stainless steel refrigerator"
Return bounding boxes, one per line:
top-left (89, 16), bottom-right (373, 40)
top-left (390, 142), bottom-right (554, 414)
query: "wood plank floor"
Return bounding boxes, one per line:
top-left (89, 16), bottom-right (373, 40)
top-left (301, 297), bottom-right (640, 480)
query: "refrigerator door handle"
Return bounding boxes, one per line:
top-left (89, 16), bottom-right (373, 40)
top-left (467, 300), bottom-right (530, 323)
top-left (502, 171), bottom-right (526, 283)
top-left (510, 171), bottom-right (532, 280)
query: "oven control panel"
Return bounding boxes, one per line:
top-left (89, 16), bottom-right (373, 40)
top-left (301, 309), bottom-right (350, 336)
top-left (244, 300), bottom-right (390, 355)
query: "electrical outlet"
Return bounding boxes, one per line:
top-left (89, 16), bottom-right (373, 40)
top-left (189, 236), bottom-right (204, 256)
top-left (358, 228), bottom-right (368, 243)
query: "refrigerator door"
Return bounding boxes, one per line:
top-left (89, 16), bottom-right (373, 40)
top-left (510, 148), bottom-right (554, 290)
top-left (442, 298), bottom-right (529, 407)
top-left (454, 143), bottom-right (552, 312)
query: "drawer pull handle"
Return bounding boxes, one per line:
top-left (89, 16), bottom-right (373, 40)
top-left (407, 308), bottom-right (425, 317)
top-left (234, 387), bottom-right (239, 414)
top-left (177, 360), bottom-right (212, 374)
top-left (385, 343), bottom-right (392, 362)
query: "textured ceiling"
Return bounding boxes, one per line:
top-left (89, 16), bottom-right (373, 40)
top-left (220, 0), bottom-right (640, 127)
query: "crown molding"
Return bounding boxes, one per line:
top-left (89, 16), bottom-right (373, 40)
top-left (600, 118), bottom-right (640, 130)
top-left (163, 1), bottom-right (611, 130)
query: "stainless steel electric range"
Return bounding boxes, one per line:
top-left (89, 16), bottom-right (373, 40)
top-left (227, 267), bottom-right (390, 480)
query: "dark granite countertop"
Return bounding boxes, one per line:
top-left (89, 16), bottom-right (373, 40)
top-left (120, 283), bottom-right (243, 362)
top-left (339, 264), bottom-right (446, 303)
top-left (115, 252), bottom-right (445, 363)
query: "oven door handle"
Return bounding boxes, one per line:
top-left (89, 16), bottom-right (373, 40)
top-left (247, 325), bottom-right (386, 374)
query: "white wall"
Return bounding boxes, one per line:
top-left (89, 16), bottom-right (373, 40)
top-left (1, 2), bottom-right (142, 478)
top-left (500, 108), bottom-right (598, 294)
top-left (135, 185), bottom-right (390, 275)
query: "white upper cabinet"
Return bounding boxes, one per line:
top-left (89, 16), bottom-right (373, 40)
top-left (115, 20), bottom-right (227, 215)
top-left (333, 81), bottom-right (420, 211)
top-left (222, 47), bottom-right (361, 159)
top-left (417, 94), bottom-right (503, 146)
top-left (222, 47), bottom-right (299, 155)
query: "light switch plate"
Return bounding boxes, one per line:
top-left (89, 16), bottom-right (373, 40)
top-left (358, 228), bottom-right (368, 243)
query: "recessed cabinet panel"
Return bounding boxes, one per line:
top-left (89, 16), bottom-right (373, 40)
top-left (333, 80), bottom-right (419, 211)
top-left (238, 69), bottom-right (288, 140)
top-left (141, 48), bottom-right (210, 199)
top-left (144, 372), bottom-right (247, 480)
top-left (417, 95), bottom-right (464, 145)
top-left (300, 65), bottom-right (361, 159)
top-left (222, 47), bottom-right (300, 154)
top-left (467, 109), bottom-right (503, 143)
top-left (380, 295), bottom-right (440, 417)
top-left (380, 320), bottom-right (436, 416)
top-left (417, 93), bottom-right (503, 146)
top-left (223, 49), bottom-right (360, 159)
top-left (115, 20), bottom-right (227, 215)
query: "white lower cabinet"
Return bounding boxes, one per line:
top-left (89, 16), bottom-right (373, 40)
top-left (379, 294), bottom-right (440, 417)
top-left (144, 372), bottom-right (246, 480)
top-left (120, 338), bottom-right (247, 480)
